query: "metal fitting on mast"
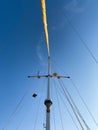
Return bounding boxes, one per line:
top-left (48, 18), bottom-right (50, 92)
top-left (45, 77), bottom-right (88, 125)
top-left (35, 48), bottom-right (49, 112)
top-left (44, 99), bottom-right (52, 113)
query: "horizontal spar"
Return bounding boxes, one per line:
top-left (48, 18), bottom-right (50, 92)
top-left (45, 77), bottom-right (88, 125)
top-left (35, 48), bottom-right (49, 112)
top-left (28, 73), bottom-right (70, 79)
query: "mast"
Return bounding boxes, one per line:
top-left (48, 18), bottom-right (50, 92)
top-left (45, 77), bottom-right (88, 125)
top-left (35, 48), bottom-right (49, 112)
top-left (28, 70), bottom-right (70, 130)
top-left (44, 56), bottom-right (52, 130)
top-left (40, 0), bottom-right (52, 128)
top-left (28, 58), bottom-right (70, 130)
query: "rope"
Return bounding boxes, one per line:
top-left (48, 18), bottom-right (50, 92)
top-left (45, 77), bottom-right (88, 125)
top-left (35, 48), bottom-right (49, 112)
top-left (58, 79), bottom-right (84, 130)
top-left (62, 12), bottom-right (98, 64)
top-left (53, 80), bottom-right (64, 130)
top-left (70, 78), bottom-right (98, 127)
top-left (59, 79), bottom-right (90, 130)
top-left (16, 113), bottom-right (26, 130)
top-left (33, 78), bottom-right (46, 130)
top-left (43, 113), bottom-right (46, 130)
top-left (54, 81), bottom-right (79, 130)
top-left (2, 85), bottom-right (32, 130)
top-left (51, 59), bottom-right (98, 128)
top-left (51, 81), bottom-right (57, 130)
top-left (52, 106), bottom-right (57, 130)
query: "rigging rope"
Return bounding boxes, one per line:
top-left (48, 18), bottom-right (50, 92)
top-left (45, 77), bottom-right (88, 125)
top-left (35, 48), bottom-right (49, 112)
top-left (70, 78), bottom-right (98, 128)
top-left (33, 93), bottom-right (42, 130)
top-left (53, 80), bottom-right (80, 130)
top-left (62, 79), bottom-right (90, 130)
top-left (62, 12), bottom-right (98, 64)
top-left (53, 80), bottom-right (65, 130)
top-left (51, 59), bottom-right (98, 128)
top-left (51, 81), bottom-right (57, 130)
top-left (59, 79), bottom-right (91, 130)
top-left (41, 0), bottom-right (50, 56)
top-left (16, 113), bottom-right (26, 130)
top-left (58, 79), bottom-right (85, 130)
top-left (33, 78), bottom-right (46, 130)
top-left (2, 86), bottom-right (32, 130)
top-left (52, 106), bottom-right (57, 130)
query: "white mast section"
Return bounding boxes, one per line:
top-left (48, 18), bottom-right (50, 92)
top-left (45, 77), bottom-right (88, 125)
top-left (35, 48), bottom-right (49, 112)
top-left (44, 56), bottom-right (52, 130)
top-left (47, 56), bottom-right (51, 99)
top-left (28, 61), bottom-right (70, 130)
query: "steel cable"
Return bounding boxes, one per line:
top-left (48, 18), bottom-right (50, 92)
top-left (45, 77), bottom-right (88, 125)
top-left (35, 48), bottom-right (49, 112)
top-left (2, 85), bottom-right (32, 130)
top-left (53, 80), bottom-right (80, 130)
top-left (70, 78), bottom-right (98, 127)
top-left (62, 12), bottom-right (98, 64)
top-left (53, 80), bottom-right (65, 130)
top-left (59, 79), bottom-right (90, 130)
top-left (33, 78), bottom-right (46, 130)
top-left (58, 79), bottom-right (85, 130)
top-left (52, 59), bottom-right (98, 127)
top-left (51, 80), bottom-right (57, 130)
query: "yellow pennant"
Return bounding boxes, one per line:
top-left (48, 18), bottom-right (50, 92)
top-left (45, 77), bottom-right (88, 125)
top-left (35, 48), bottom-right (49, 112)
top-left (41, 0), bottom-right (50, 56)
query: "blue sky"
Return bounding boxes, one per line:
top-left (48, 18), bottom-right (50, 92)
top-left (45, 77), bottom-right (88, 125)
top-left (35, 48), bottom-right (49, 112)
top-left (0, 0), bottom-right (98, 130)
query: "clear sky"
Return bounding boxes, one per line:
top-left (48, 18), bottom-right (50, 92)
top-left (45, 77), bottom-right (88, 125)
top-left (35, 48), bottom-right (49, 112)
top-left (0, 0), bottom-right (98, 130)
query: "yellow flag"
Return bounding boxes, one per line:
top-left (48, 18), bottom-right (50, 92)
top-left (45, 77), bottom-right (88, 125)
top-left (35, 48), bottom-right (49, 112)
top-left (41, 0), bottom-right (50, 56)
